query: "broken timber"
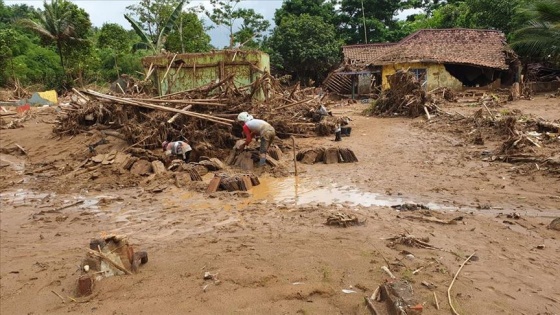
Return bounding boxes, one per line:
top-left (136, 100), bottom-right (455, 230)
top-left (83, 90), bottom-right (233, 126)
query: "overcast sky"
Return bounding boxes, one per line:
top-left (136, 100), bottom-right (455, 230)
top-left (5, 0), bottom-right (418, 48)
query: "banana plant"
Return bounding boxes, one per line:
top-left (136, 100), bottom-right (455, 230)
top-left (124, 0), bottom-right (186, 53)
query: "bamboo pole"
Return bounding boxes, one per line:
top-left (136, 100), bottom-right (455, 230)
top-left (167, 105), bottom-right (192, 124)
top-left (275, 95), bottom-right (319, 111)
top-left (135, 98), bottom-right (226, 106)
top-left (291, 136), bottom-right (298, 176)
top-left (83, 90), bottom-right (233, 126)
top-left (160, 53), bottom-right (177, 86)
top-left (448, 252), bottom-right (476, 315)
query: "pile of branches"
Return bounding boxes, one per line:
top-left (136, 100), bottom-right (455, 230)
top-left (371, 70), bottom-right (434, 117)
top-left (526, 63), bottom-right (560, 82)
top-left (53, 73), bottom-right (335, 160)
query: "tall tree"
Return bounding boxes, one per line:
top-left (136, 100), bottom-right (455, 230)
top-left (166, 12), bottom-right (212, 52)
top-left (18, 0), bottom-right (91, 73)
top-left (465, 0), bottom-right (527, 36)
top-left (0, 28), bottom-right (17, 85)
top-left (274, 0), bottom-right (337, 26)
top-left (205, 0), bottom-right (270, 48)
top-left (97, 23), bottom-right (132, 76)
top-left (268, 14), bottom-right (341, 85)
top-left (337, 0), bottom-right (423, 44)
top-left (205, 0), bottom-right (240, 48)
top-left (232, 8), bottom-right (270, 49)
top-left (511, 0), bottom-right (560, 64)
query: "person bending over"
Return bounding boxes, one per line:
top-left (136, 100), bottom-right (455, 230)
top-left (237, 112), bottom-right (276, 167)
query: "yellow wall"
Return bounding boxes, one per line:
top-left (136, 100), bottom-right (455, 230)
top-left (381, 62), bottom-right (463, 91)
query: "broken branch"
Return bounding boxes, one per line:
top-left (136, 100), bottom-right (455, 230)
top-left (448, 252), bottom-right (476, 315)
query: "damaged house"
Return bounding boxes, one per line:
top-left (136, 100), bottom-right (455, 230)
top-left (324, 28), bottom-right (520, 97)
top-left (142, 50), bottom-right (270, 100)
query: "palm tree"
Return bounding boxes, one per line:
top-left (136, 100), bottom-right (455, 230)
top-left (18, 0), bottom-right (87, 72)
top-left (511, 0), bottom-right (560, 64)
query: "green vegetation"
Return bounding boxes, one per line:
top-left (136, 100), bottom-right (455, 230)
top-left (0, 0), bottom-right (558, 91)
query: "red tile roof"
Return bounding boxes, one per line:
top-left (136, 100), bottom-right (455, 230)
top-left (342, 28), bottom-right (513, 70)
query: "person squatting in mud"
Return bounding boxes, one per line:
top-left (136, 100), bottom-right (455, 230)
top-left (236, 112), bottom-right (276, 167)
top-left (162, 140), bottom-right (192, 163)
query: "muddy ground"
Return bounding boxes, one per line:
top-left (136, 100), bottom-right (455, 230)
top-left (1, 95), bottom-right (559, 315)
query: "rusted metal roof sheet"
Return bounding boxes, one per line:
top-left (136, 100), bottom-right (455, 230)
top-left (343, 29), bottom-right (513, 70)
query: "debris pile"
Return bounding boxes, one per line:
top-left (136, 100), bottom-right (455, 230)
top-left (325, 212), bottom-right (363, 227)
top-left (526, 63), bottom-right (560, 82)
top-left (296, 147), bottom-right (358, 164)
top-left (368, 70), bottom-right (433, 118)
top-left (206, 173), bottom-right (260, 193)
top-left (379, 280), bottom-right (423, 315)
top-left (422, 107), bottom-right (560, 174)
top-left (78, 235), bottom-right (148, 296)
top-left (53, 74), bottom-right (339, 163)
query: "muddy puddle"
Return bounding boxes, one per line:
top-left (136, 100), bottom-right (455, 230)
top-left (246, 176), bottom-right (454, 209)
top-left (244, 176), bottom-right (559, 218)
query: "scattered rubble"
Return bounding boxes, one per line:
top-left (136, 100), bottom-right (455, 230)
top-left (325, 212), bottom-right (363, 227)
top-left (379, 279), bottom-right (423, 315)
top-left (53, 74), bottom-right (343, 161)
top-left (79, 235), bottom-right (148, 296)
top-left (296, 147), bottom-right (358, 164)
top-left (367, 70), bottom-right (433, 118)
top-left (206, 173), bottom-right (260, 193)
